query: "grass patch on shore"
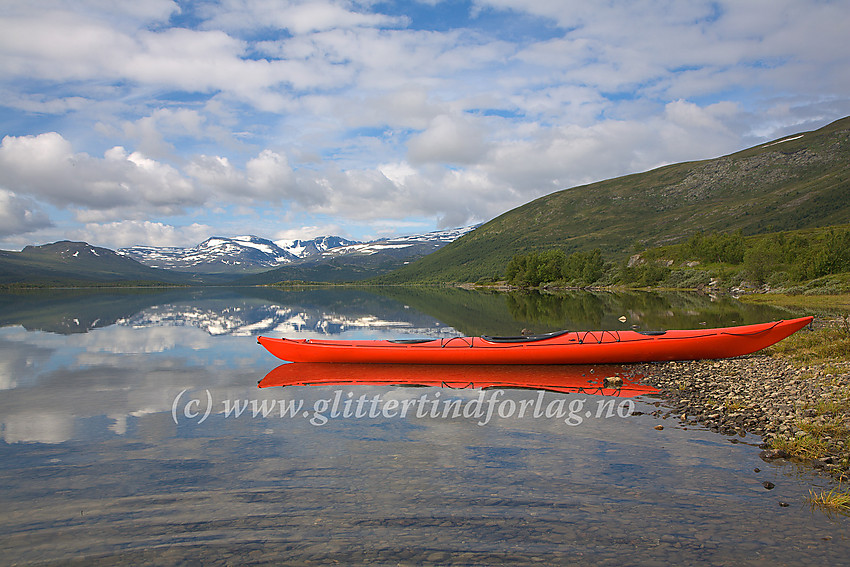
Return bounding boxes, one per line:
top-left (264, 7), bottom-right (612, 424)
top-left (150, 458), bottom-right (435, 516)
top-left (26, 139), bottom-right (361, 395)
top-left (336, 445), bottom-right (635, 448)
top-left (807, 484), bottom-right (850, 514)
top-left (772, 368), bottom-right (850, 472)
top-left (771, 434), bottom-right (833, 461)
top-left (798, 416), bottom-right (848, 440)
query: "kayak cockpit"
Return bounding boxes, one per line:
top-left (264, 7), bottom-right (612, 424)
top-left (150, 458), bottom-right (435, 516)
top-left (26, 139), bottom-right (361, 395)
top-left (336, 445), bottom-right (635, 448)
top-left (480, 330), bottom-right (571, 343)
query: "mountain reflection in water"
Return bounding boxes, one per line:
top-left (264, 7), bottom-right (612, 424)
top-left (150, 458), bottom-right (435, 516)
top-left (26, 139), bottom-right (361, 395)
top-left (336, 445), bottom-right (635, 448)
top-left (0, 286), bottom-right (796, 337)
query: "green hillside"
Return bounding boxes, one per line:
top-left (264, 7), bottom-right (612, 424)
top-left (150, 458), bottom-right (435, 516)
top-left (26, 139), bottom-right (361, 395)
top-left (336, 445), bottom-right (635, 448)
top-left (375, 116), bottom-right (850, 283)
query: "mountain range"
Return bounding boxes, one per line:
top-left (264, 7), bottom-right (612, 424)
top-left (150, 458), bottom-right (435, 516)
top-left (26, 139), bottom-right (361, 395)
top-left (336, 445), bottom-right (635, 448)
top-left (0, 241), bottom-right (198, 286)
top-left (119, 227), bottom-right (474, 278)
top-left (118, 235), bottom-right (359, 273)
top-left (0, 227), bottom-right (475, 286)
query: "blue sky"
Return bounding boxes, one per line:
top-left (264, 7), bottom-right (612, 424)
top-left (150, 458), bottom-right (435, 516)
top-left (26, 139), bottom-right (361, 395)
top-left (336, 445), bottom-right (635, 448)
top-left (1, 0), bottom-right (849, 250)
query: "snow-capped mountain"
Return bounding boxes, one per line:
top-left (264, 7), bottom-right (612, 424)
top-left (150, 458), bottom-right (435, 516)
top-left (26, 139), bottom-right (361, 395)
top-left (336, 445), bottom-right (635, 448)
top-left (318, 227), bottom-right (475, 260)
top-left (118, 227), bottom-right (476, 274)
top-left (120, 236), bottom-right (296, 272)
top-left (274, 235), bottom-right (357, 259)
top-left (119, 235), bottom-right (360, 273)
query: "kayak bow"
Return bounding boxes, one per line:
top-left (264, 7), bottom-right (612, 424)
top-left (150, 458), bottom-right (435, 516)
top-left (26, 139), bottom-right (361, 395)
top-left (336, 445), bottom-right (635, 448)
top-left (256, 316), bottom-right (813, 365)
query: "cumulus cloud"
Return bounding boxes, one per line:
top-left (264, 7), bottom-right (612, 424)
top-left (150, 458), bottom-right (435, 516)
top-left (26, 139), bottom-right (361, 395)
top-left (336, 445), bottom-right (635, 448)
top-left (0, 133), bottom-right (312, 238)
top-left (0, 189), bottom-right (52, 237)
top-left (71, 220), bottom-right (213, 248)
top-left (273, 223), bottom-right (345, 241)
top-left (245, 150), bottom-right (298, 197)
top-left (407, 114), bottom-right (490, 165)
top-left (109, 108), bottom-right (210, 159)
top-left (0, 133), bottom-right (199, 215)
top-left (185, 149), bottom-right (302, 202)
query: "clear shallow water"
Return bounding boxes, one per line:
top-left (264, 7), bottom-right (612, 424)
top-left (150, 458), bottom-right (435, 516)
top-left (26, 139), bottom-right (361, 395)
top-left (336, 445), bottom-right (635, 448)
top-left (1, 287), bottom-right (846, 565)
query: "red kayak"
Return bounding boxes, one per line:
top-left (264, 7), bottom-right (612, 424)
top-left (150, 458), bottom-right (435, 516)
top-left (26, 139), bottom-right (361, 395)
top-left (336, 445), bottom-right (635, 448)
top-left (257, 316), bottom-right (812, 365)
top-left (258, 363), bottom-right (658, 397)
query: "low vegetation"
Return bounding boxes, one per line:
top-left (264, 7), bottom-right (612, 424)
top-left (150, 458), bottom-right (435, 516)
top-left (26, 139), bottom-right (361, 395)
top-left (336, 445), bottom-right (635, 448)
top-left (505, 249), bottom-right (604, 287)
top-left (626, 226), bottom-right (850, 291)
top-left (500, 224), bottom-right (850, 295)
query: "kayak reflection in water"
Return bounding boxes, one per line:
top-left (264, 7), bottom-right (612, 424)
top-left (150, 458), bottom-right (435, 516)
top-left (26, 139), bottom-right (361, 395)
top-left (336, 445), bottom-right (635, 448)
top-left (258, 363), bottom-right (659, 397)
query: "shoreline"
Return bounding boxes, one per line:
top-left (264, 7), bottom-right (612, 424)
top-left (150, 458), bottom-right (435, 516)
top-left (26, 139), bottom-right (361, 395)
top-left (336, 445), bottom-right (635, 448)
top-left (634, 321), bottom-right (849, 482)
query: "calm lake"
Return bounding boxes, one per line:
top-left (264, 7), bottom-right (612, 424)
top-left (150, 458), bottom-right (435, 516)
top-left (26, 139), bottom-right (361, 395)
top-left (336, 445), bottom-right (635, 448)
top-left (1, 286), bottom-right (847, 565)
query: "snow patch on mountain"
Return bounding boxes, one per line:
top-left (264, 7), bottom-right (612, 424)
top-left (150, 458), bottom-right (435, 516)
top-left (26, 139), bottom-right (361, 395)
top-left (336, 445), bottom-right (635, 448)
top-left (320, 227), bottom-right (476, 258)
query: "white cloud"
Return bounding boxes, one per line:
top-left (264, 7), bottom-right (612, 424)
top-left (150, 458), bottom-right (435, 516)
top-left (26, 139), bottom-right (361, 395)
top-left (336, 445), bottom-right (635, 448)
top-left (2, 413), bottom-right (73, 444)
top-left (265, 1), bottom-right (403, 34)
top-left (246, 150), bottom-right (298, 196)
top-left (199, 0), bottom-right (406, 34)
top-left (273, 223), bottom-right (345, 241)
top-left (407, 114), bottom-right (490, 165)
top-left (292, 103), bottom-right (747, 229)
top-left (71, 220), bottom-right (213, 248)
top-left (0, 133), bottom-right (313, 228)
top-left (0, 133), bottom-right (199, 216)
top-left (111, 108), bottom-right (210, 159)
top-left (502, 0), bottom-right (850, 116)
top-left (183, 155), bottom-right (243, 195)
top-left (184, 149), bottom-right (301, 201)
top-left (336, 86), bottom-right (438, 131)
top-left (0, 7), bottom-right (336, 113)
top-left (8, 0), bottom-right (181, 25)
top-left (0, 90), bottom-right (91, 115)
top-left (0, 10), bottom-right (133, 80)
top-left (0, 189), bottom-right (52, 237)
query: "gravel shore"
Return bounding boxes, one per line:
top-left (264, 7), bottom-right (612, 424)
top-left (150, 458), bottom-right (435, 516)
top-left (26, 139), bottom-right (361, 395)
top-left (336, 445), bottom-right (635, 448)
top-left (634, 353), bottom-right (850, 481)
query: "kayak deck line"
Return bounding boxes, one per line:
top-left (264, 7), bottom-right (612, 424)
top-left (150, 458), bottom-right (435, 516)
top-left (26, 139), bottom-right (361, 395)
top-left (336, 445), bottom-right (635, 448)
top-left (257, 316), bottom-right (813, 365)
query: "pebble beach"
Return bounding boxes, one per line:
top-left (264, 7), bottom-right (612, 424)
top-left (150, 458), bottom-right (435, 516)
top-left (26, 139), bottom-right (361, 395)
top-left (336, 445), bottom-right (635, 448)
top-left (635, 319), bottom-right (850, 481)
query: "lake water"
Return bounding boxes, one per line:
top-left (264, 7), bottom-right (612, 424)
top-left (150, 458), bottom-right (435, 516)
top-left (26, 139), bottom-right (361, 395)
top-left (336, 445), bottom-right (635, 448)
top-left (1, 287), bottom-right (847, 565)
